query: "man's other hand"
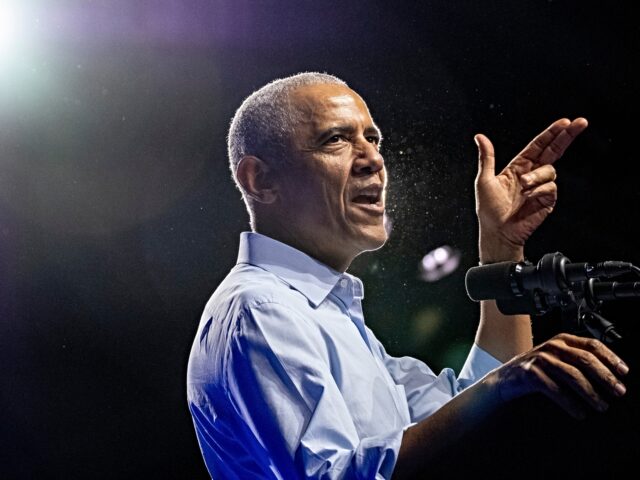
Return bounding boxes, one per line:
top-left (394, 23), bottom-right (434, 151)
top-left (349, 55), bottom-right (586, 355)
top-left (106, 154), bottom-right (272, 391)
top-left (483, 333), bottom-right (629, 419)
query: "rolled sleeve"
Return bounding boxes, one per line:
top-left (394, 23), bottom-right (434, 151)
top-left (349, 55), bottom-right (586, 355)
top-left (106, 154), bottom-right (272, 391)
top-left (458, 342), bottom-right (502, 388)
top-left (227, 302), bottom-right (403, 479)
top-left (370, 334), bottom-right (502, 424)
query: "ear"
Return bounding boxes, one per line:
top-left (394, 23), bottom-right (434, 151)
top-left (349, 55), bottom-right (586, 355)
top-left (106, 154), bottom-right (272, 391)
top-left (236, 155), bottom-right (278, 204)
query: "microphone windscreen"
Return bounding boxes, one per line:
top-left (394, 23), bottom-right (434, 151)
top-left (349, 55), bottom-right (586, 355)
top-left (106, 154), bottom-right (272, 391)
top-left (465, 262), bottom-right (516, 301)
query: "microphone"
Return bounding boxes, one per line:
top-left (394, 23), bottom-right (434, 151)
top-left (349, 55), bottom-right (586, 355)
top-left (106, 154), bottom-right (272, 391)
top-left (465, 252), bottom-right (634, 314)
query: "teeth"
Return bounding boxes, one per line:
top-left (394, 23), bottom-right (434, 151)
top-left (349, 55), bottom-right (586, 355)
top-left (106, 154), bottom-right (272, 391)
top-left (353, 185), bottom-right (382, 205)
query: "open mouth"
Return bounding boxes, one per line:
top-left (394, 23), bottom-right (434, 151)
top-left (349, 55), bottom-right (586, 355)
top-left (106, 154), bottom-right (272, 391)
top-left (352, 194), bottom-right (381, 205)
top-left (351, 184), bottom-right (384, 209)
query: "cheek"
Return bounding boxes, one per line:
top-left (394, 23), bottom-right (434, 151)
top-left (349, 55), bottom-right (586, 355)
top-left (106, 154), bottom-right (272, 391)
top-left (334, 177), bottom-right (351, 216)
top-left (317, 182), bottom-right (345, 220)
top-left (289, 177), bottom-right (336, 220)
top-left (290, 157), bottom-right (351, 217)
top-left (317, 166), bottom-right (350, 209)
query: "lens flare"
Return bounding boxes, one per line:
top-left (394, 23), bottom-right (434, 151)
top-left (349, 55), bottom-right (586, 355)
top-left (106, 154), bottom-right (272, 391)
top-left (419, 245), bottom-right (461, 282)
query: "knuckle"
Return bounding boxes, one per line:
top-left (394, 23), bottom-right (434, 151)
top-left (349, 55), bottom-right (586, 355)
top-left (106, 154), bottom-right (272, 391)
top-left (576, 353), bottom-right (592, 366)
top-left (519, 357), bottom-right (537, 372)
top-left (539, 164), bottom-right (554, 178)
top-left (586, 338), bottom-right (602, 351)
top-left (564, 365), bottom-right (583, 383)
top-left (548, 142), bottom-right (563, 155)
top-left (545, 336), bottom-right (566, 351)
top-left (540, 342), bottom-right (558, 356)
top-left (539, 195), bottom-right (556, 209)
top-left (536, 351), bottom-right (554, 365)
top-left (544, 338), bottom-right (559, 349)
top-left (566, 364), bottom-right (587, 383)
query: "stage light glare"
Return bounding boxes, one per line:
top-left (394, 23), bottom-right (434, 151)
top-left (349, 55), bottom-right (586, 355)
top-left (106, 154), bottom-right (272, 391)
top-left (0, 1), bottom-right (51, 114)
top-left (0, 3), bottom-right (20, 57)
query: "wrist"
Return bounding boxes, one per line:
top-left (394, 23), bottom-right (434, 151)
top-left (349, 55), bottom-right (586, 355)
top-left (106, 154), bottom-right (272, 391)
top-left (479, 230), bottom-right (524, 264)
top-left (472, 371), bottom-right (506, 414)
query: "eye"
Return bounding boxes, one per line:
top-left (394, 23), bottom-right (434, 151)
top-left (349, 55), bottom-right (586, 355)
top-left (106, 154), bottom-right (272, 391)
top-left (366, 135), bottom-right (380, 145)
top-left (325, 135), bottom-right (346, 144)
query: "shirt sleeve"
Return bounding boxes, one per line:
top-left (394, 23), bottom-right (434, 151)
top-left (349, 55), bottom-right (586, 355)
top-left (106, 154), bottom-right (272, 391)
top-left (226, 301), bottom-right (403, 480)
top-left (458, 342), bottom-right (503, 385)
top-left (366, 329), bottom-right (502, 424)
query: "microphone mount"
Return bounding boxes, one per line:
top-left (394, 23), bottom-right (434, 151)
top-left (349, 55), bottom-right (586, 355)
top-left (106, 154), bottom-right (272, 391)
top-left (469, 252), bottom-right (640, 345)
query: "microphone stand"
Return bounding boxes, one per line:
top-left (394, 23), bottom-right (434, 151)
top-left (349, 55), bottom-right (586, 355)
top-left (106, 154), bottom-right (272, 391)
top-left (496, 252), bottom-right (640, 345)
top-left (574, 278), bottom-right (640, 345)
top-left (578, 310), bottom-right (622, 346)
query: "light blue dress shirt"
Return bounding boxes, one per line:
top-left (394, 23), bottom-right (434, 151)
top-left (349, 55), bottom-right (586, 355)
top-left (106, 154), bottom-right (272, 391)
top-left (187, 232), bottom-right (501, 479)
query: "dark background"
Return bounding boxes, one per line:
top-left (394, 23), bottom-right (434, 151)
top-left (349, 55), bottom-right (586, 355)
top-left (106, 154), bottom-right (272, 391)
top-left (1, 1), bottom-right (639, 478)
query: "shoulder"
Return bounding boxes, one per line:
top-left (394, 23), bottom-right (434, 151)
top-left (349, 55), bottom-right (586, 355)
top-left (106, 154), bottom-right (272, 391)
top-left (189, 264), bottom-right (312, 382)
top-left (205, 263), bottom-right (306, 317)
top-left (197, 264), bottom-right (317, 348)
top-left (200, 265), bottom-right (324, 370)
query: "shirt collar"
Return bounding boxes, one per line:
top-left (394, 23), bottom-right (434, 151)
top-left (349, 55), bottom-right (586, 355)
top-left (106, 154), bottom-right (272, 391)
top-left (236, 232), bottom-right (364, 308)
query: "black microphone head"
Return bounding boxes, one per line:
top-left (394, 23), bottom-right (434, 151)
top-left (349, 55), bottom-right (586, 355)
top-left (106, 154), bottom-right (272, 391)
top-left (465, 261), bottom-right (517, 301)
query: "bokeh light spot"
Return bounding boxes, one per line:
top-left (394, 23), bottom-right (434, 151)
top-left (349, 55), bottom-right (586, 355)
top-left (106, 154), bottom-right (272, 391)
top-left (419, 244), bottom-right (461, 282)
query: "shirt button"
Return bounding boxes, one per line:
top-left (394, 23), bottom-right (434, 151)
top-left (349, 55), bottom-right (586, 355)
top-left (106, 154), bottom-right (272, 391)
top-left (340, 279), bottom-right (348, 288)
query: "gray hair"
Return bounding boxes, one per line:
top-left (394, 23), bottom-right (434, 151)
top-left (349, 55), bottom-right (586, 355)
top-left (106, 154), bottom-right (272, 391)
top-left (227, 72), bottom-right (348, 182)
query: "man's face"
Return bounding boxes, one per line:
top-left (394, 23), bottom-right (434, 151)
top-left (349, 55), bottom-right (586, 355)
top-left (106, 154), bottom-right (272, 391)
top-left (275, 83), bottom-right (387, 267)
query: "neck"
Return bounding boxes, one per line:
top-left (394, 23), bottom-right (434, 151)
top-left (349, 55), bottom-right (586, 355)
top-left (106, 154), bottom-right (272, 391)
top-left (253, 217), bottom-right (353, 272)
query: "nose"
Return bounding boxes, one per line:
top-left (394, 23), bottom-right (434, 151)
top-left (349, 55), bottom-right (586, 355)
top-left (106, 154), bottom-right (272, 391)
top-left (352, 138), bottom-right (384, 176)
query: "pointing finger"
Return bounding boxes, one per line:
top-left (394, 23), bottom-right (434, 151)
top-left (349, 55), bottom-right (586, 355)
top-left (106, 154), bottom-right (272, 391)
top-left (517, 118), bottom-right (571, 162)
top-left (538, 118), bottom-right (589, 165)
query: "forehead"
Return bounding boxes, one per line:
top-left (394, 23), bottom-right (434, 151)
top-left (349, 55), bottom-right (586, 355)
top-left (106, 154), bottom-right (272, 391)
top-left (290, 83), bottom-right (375, 130)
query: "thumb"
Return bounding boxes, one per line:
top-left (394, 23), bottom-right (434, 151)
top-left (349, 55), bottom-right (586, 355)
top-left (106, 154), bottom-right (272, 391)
top-left (474, 133), bottom-right (495, 180)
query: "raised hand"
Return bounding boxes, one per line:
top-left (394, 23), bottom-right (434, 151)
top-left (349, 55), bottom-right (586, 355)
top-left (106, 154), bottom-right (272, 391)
top-left (474, 118), bottom-right (588, 262)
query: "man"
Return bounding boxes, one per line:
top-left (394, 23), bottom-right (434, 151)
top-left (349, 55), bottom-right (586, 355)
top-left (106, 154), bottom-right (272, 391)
top-left (187, 72), bottom-right (629, 479)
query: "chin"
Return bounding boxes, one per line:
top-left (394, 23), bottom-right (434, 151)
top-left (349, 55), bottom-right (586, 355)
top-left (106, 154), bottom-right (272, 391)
top-left (357, 226), bottom-right (388, 252)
